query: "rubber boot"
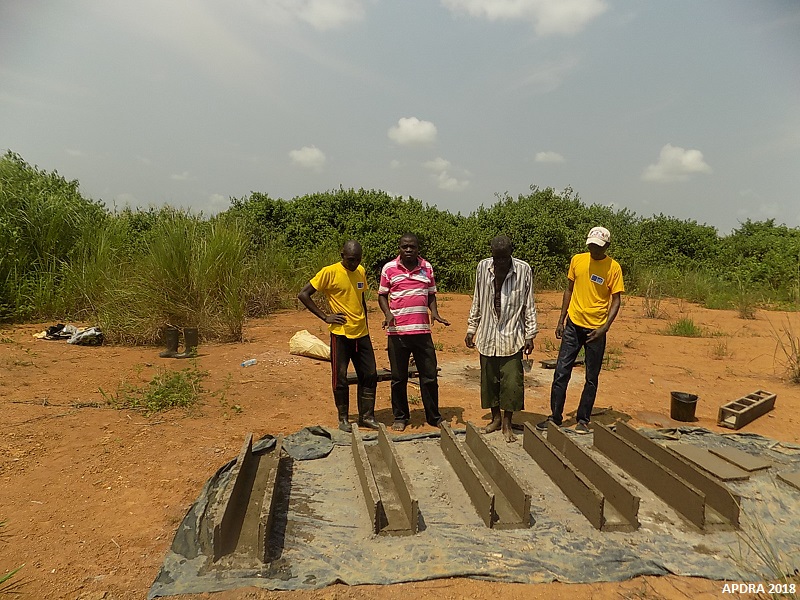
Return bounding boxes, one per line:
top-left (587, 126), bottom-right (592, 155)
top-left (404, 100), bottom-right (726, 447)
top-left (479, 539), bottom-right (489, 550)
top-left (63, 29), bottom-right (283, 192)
top-left (175, 327), bottom-right (198, 359)
top-left (158, 327), bottom-right (180, 358)
top-left (333, 389), bottom-right (351, 432)
top-left (357, 386), bottom-right (380, 430)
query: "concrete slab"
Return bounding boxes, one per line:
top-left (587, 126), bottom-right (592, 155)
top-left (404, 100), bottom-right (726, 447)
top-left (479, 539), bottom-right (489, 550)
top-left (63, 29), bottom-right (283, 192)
top-left (668, 444), bottom-right (750, 481)
top-left (777, 470), bottom-right (800, 491)
top-left (708, 446), bottom-right (771, 472)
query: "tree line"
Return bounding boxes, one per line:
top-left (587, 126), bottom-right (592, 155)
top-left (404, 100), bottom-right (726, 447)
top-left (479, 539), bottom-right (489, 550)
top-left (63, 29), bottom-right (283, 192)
top-left (2, 151), bottom-right (798, 342)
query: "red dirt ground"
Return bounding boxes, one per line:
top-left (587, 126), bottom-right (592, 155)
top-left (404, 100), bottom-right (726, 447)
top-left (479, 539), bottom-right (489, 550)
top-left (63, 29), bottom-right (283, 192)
top-left (2, 291), bottom-right (799, 599)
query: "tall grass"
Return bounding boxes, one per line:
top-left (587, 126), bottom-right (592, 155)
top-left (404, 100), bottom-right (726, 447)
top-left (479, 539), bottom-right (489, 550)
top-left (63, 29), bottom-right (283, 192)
top-left (0, 151), bottom-right (105, 321)
top-left (88, 212), bottom-right (252, 343)
top-left (772, 317), bottom-right (800, 384)
top-left (242, 235), bottom-right (340, 316)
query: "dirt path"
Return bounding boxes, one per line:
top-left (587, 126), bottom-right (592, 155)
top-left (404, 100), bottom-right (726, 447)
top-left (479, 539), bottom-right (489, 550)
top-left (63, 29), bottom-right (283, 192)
top-left (1, 292), bottom-right (798, 599)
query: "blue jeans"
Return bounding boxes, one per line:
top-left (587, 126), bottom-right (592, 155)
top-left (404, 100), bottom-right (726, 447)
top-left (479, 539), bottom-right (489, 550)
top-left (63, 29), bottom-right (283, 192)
top-left (549, 317), bottom-right (606, 425)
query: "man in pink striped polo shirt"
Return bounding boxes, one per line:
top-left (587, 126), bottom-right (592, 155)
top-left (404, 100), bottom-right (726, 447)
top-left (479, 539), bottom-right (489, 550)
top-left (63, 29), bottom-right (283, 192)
top-left (378, 233), bottom-right (450, 431)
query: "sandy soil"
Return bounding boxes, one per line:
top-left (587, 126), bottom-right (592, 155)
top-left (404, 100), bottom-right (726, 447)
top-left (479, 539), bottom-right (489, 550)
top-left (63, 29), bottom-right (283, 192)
top-left (2, 291), bottom-right (799, 599)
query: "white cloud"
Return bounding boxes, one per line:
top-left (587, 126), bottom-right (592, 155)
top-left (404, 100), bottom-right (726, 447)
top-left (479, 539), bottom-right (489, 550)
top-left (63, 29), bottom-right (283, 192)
top-left (389, 159), bottom-right (401, 169)
top-left (424, 157), bottom-right (470, 191)
top-left (424, 157), bottom-right (452, 171)
top-left (441, 0), bottom-right (608, 36)
top-left (170, 171), bottom-right (191, 181)
top-left (535, 150), bottom-right (565, 163)
top-left (289, 145), bottom-right (327, 171)
top-left (246, 0), bottom-right (366, 30)
top-left (388, 117), bottom-right (438, 146)
top-left (434, 171), bottom-right (470, 191)
top-left (641, 144), bottom-right (712, 183)
top-left (65, 148), bottom-right (84, 157)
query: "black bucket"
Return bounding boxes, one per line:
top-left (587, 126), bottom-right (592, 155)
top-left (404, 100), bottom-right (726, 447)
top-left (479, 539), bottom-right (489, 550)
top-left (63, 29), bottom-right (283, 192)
top-left (670, 391), bottom-right (698, 422)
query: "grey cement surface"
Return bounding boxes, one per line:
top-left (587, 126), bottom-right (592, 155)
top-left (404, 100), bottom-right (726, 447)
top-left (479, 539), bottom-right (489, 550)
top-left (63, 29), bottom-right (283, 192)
top-left (149, 427), bottom-right (800, 598)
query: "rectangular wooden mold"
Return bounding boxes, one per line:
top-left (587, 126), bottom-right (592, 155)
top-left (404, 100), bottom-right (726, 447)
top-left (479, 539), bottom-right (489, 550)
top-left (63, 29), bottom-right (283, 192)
top-left (546, 423), bottom-right (640, 531)
top-left (377, 423), bottom-right (419, 535)
top-left (523, 422), bottom-right (605, 529)
top-left (351, 424), bottom-right (419, 535)
top-left (351, 424), bottom-right (384, 533)
top-left (211, 433), bottom-right (286, 562)
top-left (614, 422), bottom-right (740, 528)
top-left (212, 433), bottom-right (256, 561)
top-left (440, 421), bottom-right (496, 527)
top-left (464, 422), bottom-right (532, 529)
top-left (593, 423), bottom-right (708, 529)
top-left (257, 438), bottom-right (284, 562)
top-left (718, 390), bottom-right (776, 430)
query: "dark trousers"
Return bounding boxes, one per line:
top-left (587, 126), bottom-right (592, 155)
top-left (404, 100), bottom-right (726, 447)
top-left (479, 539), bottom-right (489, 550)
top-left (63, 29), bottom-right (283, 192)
top-left (331, 334), bottom-right (377, 410)
top-left (550, 317), bottom-right (606, 425)
top-left (387, 333), bottom-right (441, 426)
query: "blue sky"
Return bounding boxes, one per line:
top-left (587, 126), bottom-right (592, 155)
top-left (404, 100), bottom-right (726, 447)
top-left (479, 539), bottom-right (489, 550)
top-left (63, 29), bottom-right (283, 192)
top-left (2, 0), bottom-right (798, 234)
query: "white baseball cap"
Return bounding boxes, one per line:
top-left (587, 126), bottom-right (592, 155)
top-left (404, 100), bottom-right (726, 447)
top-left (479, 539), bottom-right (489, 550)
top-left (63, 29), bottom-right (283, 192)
top-left (586, 226), bottom-right (611, 246)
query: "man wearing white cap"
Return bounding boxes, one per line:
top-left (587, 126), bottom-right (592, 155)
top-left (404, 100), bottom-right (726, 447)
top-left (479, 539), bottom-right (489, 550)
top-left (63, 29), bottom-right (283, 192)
top-left (537, 226), bottom-right (624, 434)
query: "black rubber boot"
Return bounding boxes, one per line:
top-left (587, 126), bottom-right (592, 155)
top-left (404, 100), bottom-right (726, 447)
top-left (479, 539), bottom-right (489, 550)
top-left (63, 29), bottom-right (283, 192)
top-left (357, 387), bottom-right (380, 430)
top-left (334, 390), bottom-right (351, 433)
top-left (158, 327), bottom-right (180, 358)
top-left (175, 327), bottom-right (198, 359)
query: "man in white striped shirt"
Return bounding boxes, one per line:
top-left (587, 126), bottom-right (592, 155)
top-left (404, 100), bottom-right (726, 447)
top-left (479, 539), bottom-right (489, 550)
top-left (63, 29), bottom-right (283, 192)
top-left (465, 236), bottom-right (537, 442)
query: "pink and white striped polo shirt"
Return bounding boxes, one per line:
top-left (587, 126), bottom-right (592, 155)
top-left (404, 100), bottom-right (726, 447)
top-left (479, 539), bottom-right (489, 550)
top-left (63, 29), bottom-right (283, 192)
top-left (378, 256), bottom-right (437, 335)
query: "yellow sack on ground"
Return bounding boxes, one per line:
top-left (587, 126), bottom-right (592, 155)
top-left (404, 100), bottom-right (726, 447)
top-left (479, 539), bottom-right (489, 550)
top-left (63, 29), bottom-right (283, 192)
top-left (289, 330), bottom-right (331, 361)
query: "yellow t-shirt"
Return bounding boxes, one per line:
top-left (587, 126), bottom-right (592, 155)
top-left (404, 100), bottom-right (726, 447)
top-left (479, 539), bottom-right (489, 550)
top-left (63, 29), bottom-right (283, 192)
top-left (309, 263), bottom-right (369, 339)
top-left (567, 253), bottom-right (625, 329)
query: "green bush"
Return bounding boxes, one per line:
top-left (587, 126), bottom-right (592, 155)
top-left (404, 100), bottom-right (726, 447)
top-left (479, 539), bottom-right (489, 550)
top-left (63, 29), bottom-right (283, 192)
top-left (664, 318), bottom-right (704, 337)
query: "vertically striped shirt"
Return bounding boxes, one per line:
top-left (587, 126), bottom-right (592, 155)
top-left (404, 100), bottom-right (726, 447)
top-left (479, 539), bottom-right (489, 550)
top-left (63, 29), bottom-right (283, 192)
top-left (466, 257), bottom-right (538, 357)
top-left (378, 256), bottom-right (436, 335)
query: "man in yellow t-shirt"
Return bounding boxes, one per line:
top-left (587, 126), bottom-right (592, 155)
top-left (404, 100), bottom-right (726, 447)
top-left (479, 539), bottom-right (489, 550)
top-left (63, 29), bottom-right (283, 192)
top-left (297, 240), bottom-right (379, 432)
top-left (537, 226), bottom-right (624, 434)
